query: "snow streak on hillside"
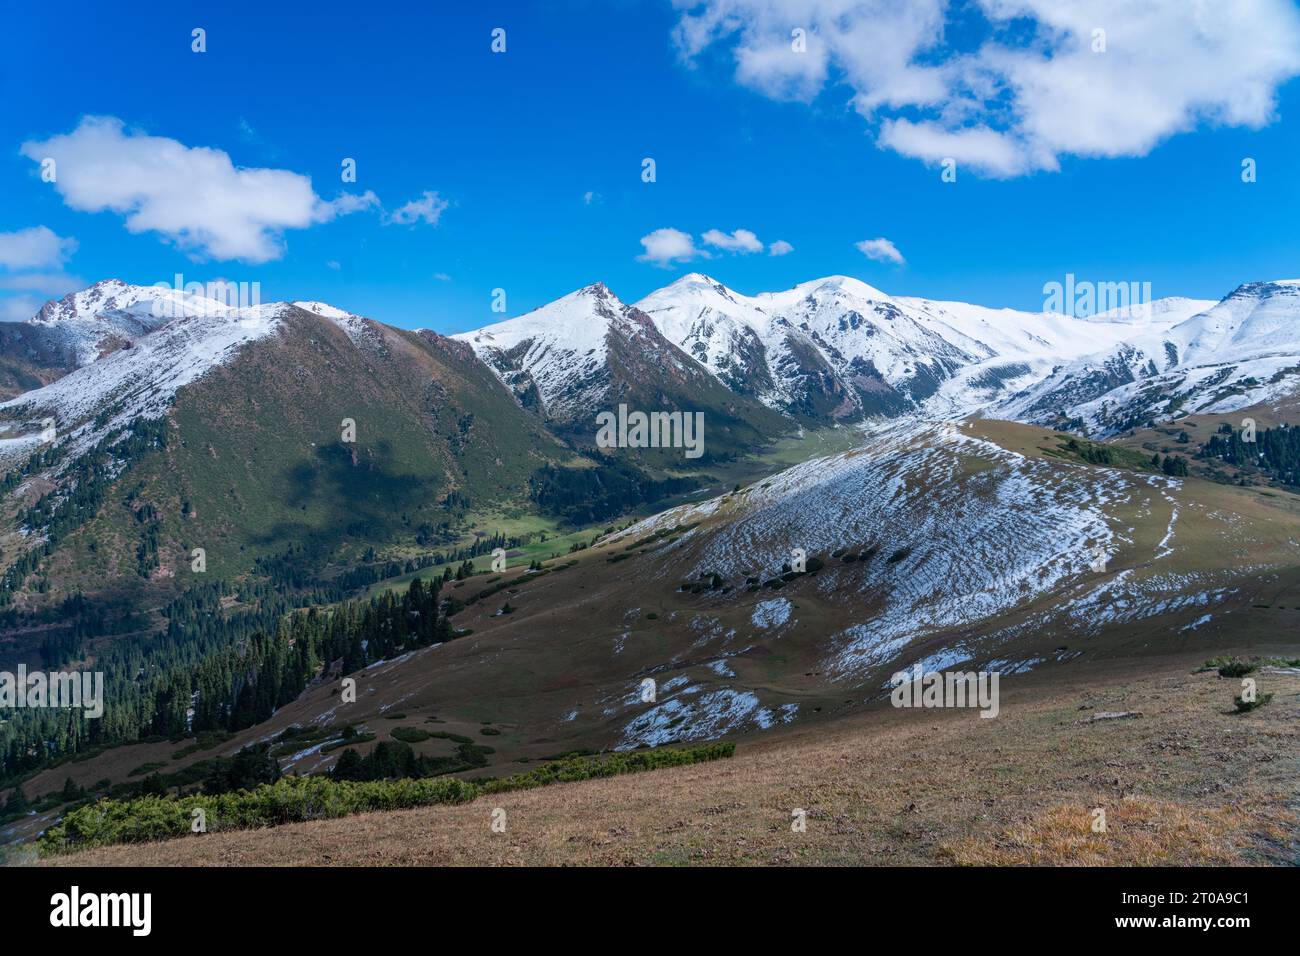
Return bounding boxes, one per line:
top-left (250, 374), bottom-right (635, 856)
top-left (0, 282), bottom-right (364, 466)
top-left (612, 423), bottom-right (1186, 682)
top-left (452, 284), bottom-right (640, 418)
top-left (1003, 281), bottom-right (1300, 435)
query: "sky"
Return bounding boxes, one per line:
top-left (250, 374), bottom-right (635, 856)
top-left (3, 0), bottom-right (1300, 333)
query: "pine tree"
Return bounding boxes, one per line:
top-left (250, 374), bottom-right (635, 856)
top-left (60, 777), bottom-right (82, 803)
top-left (3, 785), bottom-right (28, 816)
top-left (332, 748), bottom-right (364, 781)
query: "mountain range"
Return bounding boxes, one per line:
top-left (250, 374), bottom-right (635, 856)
top-left (3, 271), bottom-right (1299, 859)
top-left (457, 272), bottom-right (1300, 437)
top-left (0, 272), bottom-right (1294, 604)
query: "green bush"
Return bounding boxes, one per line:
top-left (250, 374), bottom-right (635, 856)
top-left (428, 731), bottom-right (473, 744)
top-left (390, 727), bottom-right (432, 743)
top-left (1234, 693), bottom-right (1273, 714)
top-left (1218, 661), bottom-right (1256, 678)
top-left (40, 774), bottom-right (478, 854)
top-left (38, 742), bottom-right (735, 856)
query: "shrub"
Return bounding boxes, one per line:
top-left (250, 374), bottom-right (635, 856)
top-left (1217, 660), bottom-right (1256, 678)
top-left (390, 727), bottom-right (432, 743)
top-left (40, 774), bottom-right (479, 854)
top-left (38, 742), bottom-right (735, 855)
top-left (127, 762), bottom-right (167, 778)
top-left (1234, 693), bottom-right (1273, 714)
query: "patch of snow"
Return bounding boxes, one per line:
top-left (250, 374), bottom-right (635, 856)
top-left (751, 597), bottom-right (792, 629)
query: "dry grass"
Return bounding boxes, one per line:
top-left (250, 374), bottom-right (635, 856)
top-left (941, 797), bottom-right (1296, 866)
top-left (37, 656), bottom-right (1300, 867)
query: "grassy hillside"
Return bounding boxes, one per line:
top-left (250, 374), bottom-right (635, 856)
top-left (9, 416), bottom-right (1299, 830)
top-left (33, 656), bottom-right (1300, 866)
top-left (36, 310), bottom-right (572, 591)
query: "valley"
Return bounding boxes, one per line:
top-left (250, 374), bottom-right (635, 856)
top-left (1, 274), bottom-right (1298, 866)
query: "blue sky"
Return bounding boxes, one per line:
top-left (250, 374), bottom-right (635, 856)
top-left (3, 0), bottom-right (1300, 332)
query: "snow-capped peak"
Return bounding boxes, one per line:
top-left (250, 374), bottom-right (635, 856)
top-left (1085, 296), bottom-right (1216, 325)
top-left (0, 280), bottom-right (358, 468)
top-left (22, 280), bottom-right (263, 369)
top-left (769, 274), bottom-right (892, 304)
top-left (292, 300), bottom-right (358, 321)
top-left (451, 282), bottom-right (644, 418)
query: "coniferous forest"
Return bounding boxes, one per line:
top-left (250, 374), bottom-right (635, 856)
top-left (0, 576), bottom-right (454, 786)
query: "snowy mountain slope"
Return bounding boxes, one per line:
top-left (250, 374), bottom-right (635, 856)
top-left (0, 284), bottom-right (289, 467)
top-left (920, 296), bottom-right (1216, 420)
top-left (999, 281), bottom-right (1300, 435)
top-left (0, 283), bottom-right (581, 598)
top-left (631, 273), bottom-right (1209, 423)
top-left (635, 274), bottom-right (860, 419)
top-left (25, 279), bottom-right (186, 366)
top-left (451, 282), bottom-right (791, 456)
top-left (0, 279), bottom-right (248, 401)
top-left (452, 283), bottom-right (630, 418)
top-left (596, 418), bottom-right (1277, 700)
top-left (0, 284), bottom-right (392, 472)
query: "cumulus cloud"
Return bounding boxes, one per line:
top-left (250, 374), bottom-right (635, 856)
top-left (638, 227), bottom-right (704, 266)
top-left (385, 190), bottom-right (449, 226)
top-left (672, 0), bottom-right (1300, 177)
top-left (0, 226), bottom-right (77, 271)
top-left (640, 226), bottom-right (782, 264)
top-left (0, 227), bottom-right (82, 322)
top-left (329, 191), bottom-right (381, 216)
top-left (701, 227), bottom-right (763, 253)
top-left (20, 116), bottom-right (380, 262)
top-left (856, 237), bottom-right (905, 265)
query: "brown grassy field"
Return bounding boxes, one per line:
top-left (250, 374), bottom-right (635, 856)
top-left (38, 653), bottom-right (1299, 866)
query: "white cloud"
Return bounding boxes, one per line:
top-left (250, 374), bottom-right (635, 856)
top-left (0, 272), bottom-right (83, 294)
top-left (701, 227), bottom-right (763, 254)
top-left (329, 191), bottom-right (381, 216)
top-left (637, 227), bottom-right (705, 266)
top-left (0, 295), bottom-right (42, 322)
top-left (386, 191), bottom-right (449, 226)
top-left (856, 237), bottom-right (904, 265)
top-left (0, 227), bottom-right (81, 322)
top-left (20, 116), bottom-right (377, 262)
top-left (640, 226), bottom-right (784, 263)
top-left (0, 226), bottom-right (77, 271)
top-left (672, 0), bottom-right (1300, 177)
top-left (583, 190), bottom-right (601, 205)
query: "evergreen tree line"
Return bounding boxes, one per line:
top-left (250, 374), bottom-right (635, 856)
top-left (1, 418), bottom-right (167, 606)
top-left (1203, 423), bottom-right (1300, 485)
top-left (0, 577), bottom-right (455, 786)
top-left (255, 528), bottom-right (531, 594)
